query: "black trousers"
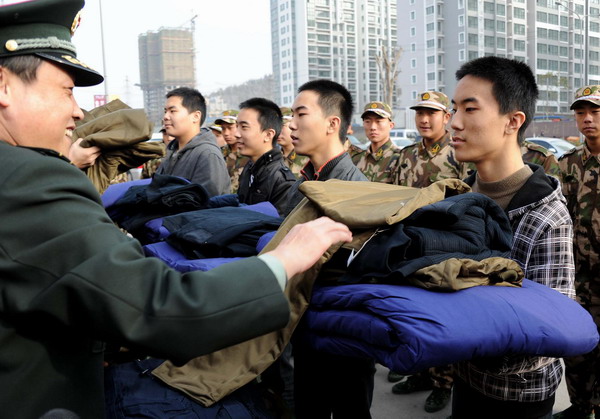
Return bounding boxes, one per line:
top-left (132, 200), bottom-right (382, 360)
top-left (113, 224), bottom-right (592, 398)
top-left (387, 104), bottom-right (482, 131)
top-left (452, 377), bottom-right (555, 419)
top-left (294, 349), bottom-right (375, 419)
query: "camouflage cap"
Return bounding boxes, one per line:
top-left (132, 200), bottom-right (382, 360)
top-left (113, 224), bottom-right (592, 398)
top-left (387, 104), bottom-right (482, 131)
top-left (0, 0), bottom-right (103, 87)
top-left (280, 106), bottom-right (292, 122)
top-left (215, 109), bottom-right (239, 125)
top-left (361, 101), bottom-right (393, 120)
top-left (410, 91), bottom-right (450, 112)
top-left (570, 85), bottom-right (600, 109)
top-left (209, 124), bottom-right (222, 133)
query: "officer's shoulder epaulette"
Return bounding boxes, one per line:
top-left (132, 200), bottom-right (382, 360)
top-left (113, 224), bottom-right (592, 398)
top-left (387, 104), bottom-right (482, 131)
top-left (558, 144), bottom-right (580, 160)
top-left (349, 144), bottom-right (367, 154)
top-left (523, 141), bottom-right (552, 156)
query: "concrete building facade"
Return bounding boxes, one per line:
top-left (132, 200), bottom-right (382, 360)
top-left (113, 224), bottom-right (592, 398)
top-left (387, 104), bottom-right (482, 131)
top-left (397, 0), bottom-right (600, 116)
top-left (138, 28), bottom-right (196, 128)
top-left (270, 0), bottom-right (398, 121)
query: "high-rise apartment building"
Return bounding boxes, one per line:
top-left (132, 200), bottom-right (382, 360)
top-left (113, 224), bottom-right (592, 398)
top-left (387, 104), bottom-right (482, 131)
top-left (270, 0), bottom-right (398, 119)
top-left (397, 0), bottom-right (600, 115)
top-left (138, 28), bottom-right (196, 128)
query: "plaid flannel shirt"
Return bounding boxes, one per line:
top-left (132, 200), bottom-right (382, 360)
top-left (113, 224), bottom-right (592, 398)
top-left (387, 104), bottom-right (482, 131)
top-left (456, 171), bottom-right (576, 402)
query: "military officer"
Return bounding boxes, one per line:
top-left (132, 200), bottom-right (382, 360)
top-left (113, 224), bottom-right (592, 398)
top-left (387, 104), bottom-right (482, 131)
top-left (0, 1), bottom-right (352, 416)
top-left (350, 101), bottom-right (400, 183)
top-left (278, 106), bottom-right (308, 176)
top-left (216, 109), bottom-right (249, 193)
top-left (521, 139), bottom-right (561, 178)
top-left (393, 91), bottom-right (472, 188)
top-left (554, 85), bottom-right (600, 419)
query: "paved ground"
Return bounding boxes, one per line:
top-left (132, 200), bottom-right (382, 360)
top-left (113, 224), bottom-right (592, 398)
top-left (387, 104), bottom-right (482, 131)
top-left (370, 363), bottom-right (571, 418)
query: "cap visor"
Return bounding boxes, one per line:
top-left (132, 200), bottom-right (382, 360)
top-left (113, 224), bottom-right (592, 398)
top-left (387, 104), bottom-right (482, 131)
top-left (36, 52), bottom-right (104, 87)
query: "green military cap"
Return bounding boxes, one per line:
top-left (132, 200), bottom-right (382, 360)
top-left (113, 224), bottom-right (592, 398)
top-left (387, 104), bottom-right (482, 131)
top-left (209, 124), bottom-right (222, 133)
top-left (361, 101), bottom-right (392, 120)
top-left (410, 91), bottom-right (450, 112)
top-left (280, 106), bottom-right (292, 122)
top-left (570, 85), bottom-right (600, 109)
top-left (215, 109), bottom-right (239, 125)
top-left (0, 0), bottom-right (103, 87)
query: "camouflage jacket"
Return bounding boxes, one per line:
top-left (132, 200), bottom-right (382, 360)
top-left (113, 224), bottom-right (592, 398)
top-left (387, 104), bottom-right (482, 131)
top-left (393, 131), bottom-right (473, 187)
top-left (521, 141), bottom-right (561, 178)
top-left (283, 149), bottom-right (309, 177)
top-left (349, 139), bottom-right (400, 184)
top-left (222, 146), bottom-right (249, 194)
top-left (558, 143), bottom-right (599, 282)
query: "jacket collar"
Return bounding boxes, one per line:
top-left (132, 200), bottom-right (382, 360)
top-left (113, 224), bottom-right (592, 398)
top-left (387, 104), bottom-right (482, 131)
top-left (301, 151), bottom-right (348, 181)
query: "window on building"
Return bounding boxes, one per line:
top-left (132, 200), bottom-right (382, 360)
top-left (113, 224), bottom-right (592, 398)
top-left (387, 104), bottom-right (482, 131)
top-left (560, 46), bottom-right (568, 56)
top-left (426, 6), bottom-right (434, 14)
top-left (459, 0), bottom-right (464, 8)
top-left (548, 45), bottom-right (559, 55)
top-left (468, 16), bottom-right (478, 28)
top-left (538, 27), bottom-right (547, 38)
top-left (537, 58), bottom-right (548, 69)
top-left (484, 18), bottom-right (495, 31)
top-left (514, 39), bottom-right (526, 51)
top-left (537, 43), bottom-right (548, 54)
top-left (591, 37), bottom-right (600, 47)
top-left (497, 20), bottom-right (506, 32)
top-left (458, 15), bottom-right (464, 27)
top-left (411, 27), bottom-right (416, 36)
top-left (548, 29), bottom-right (559, 40)
top-left (427, 72), bottom-right (435, 81)
top-left (514, 23), bottom-right (526, 35)
top-left (484, 2), bottom-right (494, 13)
top-left (427, 39), bottom-right (435, 48)
top-left (484, 35), bottom-right (495, 47)
top-left (411, 43), bottom-right (416, 52)
top-left (560, 15), bottom-right (568, 27)
top-left (427, 55), bottom-right (435, 64)
top-left (537, 11), bottom-right (547, 23)
top-left (590, 65), bottom-right (599, 75)
top-left (548, 13), bottom-right (558, 25)
top-left (591, 50), bottom-right (600, 61)
top-left (468, 0), bottom-right (477, 11)
top-left (497, 37), bottom-right (506, 49)
top-left (560, 31), bottom-right (569, 42)
top-left (411, 58), bottom-right (417, 68)
top-left (549, 60), bottom-right (559, 71)
top-left (426, 22), bottom-right (435, 31)
top-left (468, 33), bottom-right (479, 46)
top-left (560, 61), bottom-right (568, 72)
top-left (459, 49), bottom-right (466, 61)
top-left (497, 4), bottom-right (506, 16)
top-left (411, 74), bottom-right (417, 84)
top-left (514, 7), bottom-right (525, 19)
top-left (468, 50), bottom-right (479, 60)
top-left (459, 32), bottom-right (465, 44)
top-left (410, 10), bottom-right (415, 20)
top-left (591, 22), bottom-right (600, 33)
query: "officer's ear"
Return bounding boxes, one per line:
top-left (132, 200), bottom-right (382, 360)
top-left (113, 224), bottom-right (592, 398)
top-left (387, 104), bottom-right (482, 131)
top-left (0, 67), bottom-right (11, 107)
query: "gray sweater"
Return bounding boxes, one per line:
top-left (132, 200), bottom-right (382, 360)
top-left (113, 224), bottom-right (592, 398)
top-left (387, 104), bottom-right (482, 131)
top-left (156, 128), bottom-right (231, 196)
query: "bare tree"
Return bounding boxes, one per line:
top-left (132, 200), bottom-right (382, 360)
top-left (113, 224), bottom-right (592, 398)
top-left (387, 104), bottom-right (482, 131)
top-left (376, 45), bottom-right (403, 108)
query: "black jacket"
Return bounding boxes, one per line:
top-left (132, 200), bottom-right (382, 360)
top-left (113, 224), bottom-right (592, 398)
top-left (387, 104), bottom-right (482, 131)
top-left (283, 152), bottom-right (368, 215)
top-left (237, 148), bottom-right (296, 215)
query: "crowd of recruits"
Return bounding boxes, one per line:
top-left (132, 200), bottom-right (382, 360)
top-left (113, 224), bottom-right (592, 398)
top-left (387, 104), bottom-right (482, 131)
top-left (0, 0), bottom-right (598, 417)
top-left (150, 82), bottom-right (598, 417)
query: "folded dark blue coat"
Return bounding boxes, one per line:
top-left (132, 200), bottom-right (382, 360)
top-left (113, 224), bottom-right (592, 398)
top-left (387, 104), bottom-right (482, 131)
top-left (344, 192), bottom-right (513, 283)
top-left (163, 207), bottom-right (283, 259)
top-left (297, 280), bottom-right (599, 374)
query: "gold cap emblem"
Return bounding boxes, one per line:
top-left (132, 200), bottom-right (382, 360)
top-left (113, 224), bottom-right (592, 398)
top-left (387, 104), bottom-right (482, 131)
top-left (422, 92), bottom-right (431, 100)
top-left (371, 103), bottom-right (378, 109)
top-left (5, 40), bottom-right (18, 52)
top-left (583, 87), bottom-right (592, 96)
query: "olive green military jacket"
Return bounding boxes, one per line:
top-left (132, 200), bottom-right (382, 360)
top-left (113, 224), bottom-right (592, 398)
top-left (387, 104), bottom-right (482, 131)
top-left (521, 141), bottom-right (561, 178)
top-left (558, 143), bottom-right (600, 287)
top-left (393, 131), bottom-right (473, 188)
top-left (349, 139), bottom-right (401, 184)
top-left (0, 142), bottom-right (289, 418)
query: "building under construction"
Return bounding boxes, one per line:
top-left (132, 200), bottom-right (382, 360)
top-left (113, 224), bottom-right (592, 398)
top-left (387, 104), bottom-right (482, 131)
top-left (138, 27), bottom-right (196, 128)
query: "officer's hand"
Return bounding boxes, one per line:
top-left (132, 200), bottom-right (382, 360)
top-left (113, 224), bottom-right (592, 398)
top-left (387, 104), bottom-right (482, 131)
top-left (266, 217), bottom-right (352, 279)
top-left (69, 138), bottom-right (101, 169)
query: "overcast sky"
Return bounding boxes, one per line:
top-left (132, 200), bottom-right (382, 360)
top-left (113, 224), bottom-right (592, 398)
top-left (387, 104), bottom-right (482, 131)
top-left (69, 0), bottom-right (272, 110)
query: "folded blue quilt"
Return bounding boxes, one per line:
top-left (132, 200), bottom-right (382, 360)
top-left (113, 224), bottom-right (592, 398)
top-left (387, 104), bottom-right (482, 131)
top-left (298, 279), bottom-right (598, 374)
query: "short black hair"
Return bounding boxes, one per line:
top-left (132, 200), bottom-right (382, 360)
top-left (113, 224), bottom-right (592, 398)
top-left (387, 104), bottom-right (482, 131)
top-left (298, 79), bottom-right (353, 143)
top-left (239, 97), bottom-right (283, 147)
top-left (0, 55), bottom-right (43, 84)
top-left (166, 87), bottom-right (207, 126)
top-left (455, 57), bottom-right (538, 144)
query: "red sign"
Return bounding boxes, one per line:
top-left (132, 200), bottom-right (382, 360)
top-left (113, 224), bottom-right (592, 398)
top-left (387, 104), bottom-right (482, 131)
top-left (94, 95), bottom-right (107, 108)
